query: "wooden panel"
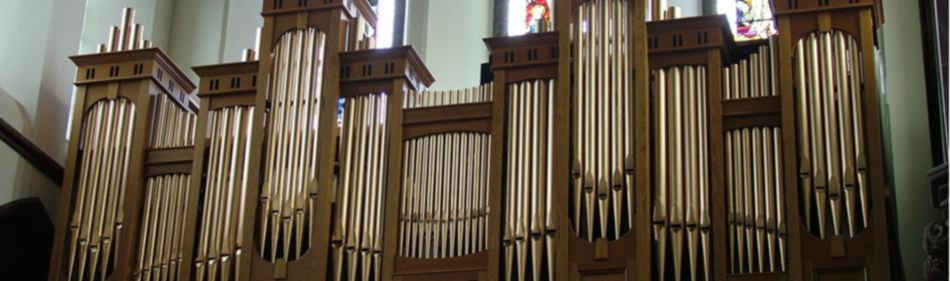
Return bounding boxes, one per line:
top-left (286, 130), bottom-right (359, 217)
top-left (581, 272), bottom-right (626, 281)
top-left (403, 103), bottom-right (492, 125)
top-left (723, 114), bottom-right (783, 131)
top-left (722, 97), bottom-right (782, 117)
top-left (144, 162), bottom-right (192, 177)
top-left (813, 267), bottom-right (866, 281)
top-left (395, 270), bottom-right (481, 281)
top-left (144, 147), bottom-right (193, 165)
top-left (394, 252), bottom-right (489, 276)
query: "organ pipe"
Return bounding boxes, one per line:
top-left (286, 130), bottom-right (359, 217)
top-left (193, 106), bottom-right (255, 281)
top-left (652, 65), bottom-right (711, 281)
top-left (67, 99), bottom-right (137, 281)
top-left (571, 0), bottom-right (635, 243)
top-left (333, 94), bottom-right (389, 281)
top-left (258, 28), bottom-right (326, 263)
top-left (398, 83), bottom-right (494, 265)
top-left (723, 41), bottom-right (787, 274)
top-left (794, 30), bottom-right (869, 240)
top-left (504, 79), bottom-right (556, 281)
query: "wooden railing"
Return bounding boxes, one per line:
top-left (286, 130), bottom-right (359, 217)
top-left (0, 118), bottom-right (64, 186)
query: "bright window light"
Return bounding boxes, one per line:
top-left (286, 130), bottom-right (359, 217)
top-left (377, 0), bottom-right (395, 48)
top-left (507, 0), bottom-right (528, 36)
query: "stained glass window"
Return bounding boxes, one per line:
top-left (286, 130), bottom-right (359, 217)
top-left (718, 0), bottom-right (776, 41)
top-left (508, 0), bottom-right (554, 36)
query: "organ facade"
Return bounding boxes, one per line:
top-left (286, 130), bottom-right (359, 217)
top-left (49, 1), bottom-right (892, 281)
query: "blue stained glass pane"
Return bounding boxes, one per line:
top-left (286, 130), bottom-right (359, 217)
top-left (337, 98), bottom-right (345, 127)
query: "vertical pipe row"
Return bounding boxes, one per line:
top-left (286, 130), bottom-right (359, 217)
top-left (136, 82), bottom-right (198, 281)
top-left (396, 132), bottom-right (491, 260)
top-left (98, 8), bottom-right (152, 53)
top-left (571, 0), bottom-right (634, 243)
top-left (794, 31), bottom-right (869, 240)
top-left (334, 94), bottom-right (389, 281)
top-left (66, 99), bottom-right (136, 281)
top-left (397, 84), bottom-right (495, 263)
top-left (403, 84), bottom-right (494, 109)
top-left (136, 174), bottom-right (192, 281)
top-left (503, 79), bottom-right (556, 281)
top-left (258, 28), bottom-right (326, 263)
top-left (722, 41), bottom-right (787, 274)
top-left (652, 66), bottom-right (711, 281)
top-left (193, 105), bottom-right (255, 281)
top-left (149, 93), bottom-right (198, 149)
top-left (724, 124), bottom-right (785, 274)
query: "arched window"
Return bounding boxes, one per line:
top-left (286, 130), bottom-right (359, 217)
top-left (718, 0), bottom-right (776, 41)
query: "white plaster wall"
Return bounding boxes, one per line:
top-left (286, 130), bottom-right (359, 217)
top-left (0, 0), bottom-right (180, 216)
top-left (880, 0), bottom-right (938, 279)
top-left (419, 0), bottom-right (491, 90)
top-left (0, 0), bottom-right (55, 121)
top-left (0, 0), bottom-right (86, 218)
top-left (223, 0), bottom-right (265, 63)
top-left (167, 0), bottom-right (230, 83)
top-left (406, 0), bottom-right (430, 63)
top-left (668, 0), bottom-right (702, 17)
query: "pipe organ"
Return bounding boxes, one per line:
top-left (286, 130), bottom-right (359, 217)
top-left (400, 84), bottom-right (494, 263)
top-left (793, 31), bottom-right (869, 240)
top-left (722, 41), bottom-right (788, 275)
top-left (137, 92), bottom-right (199, 281)
top-left (504, 79), bottom-right (555, 281)
top-left (191, 53), bottom-right (262, 281)
top-left (652, 64), bottom-right (712, 281)
top-left (648, 16), bottom-right (729, 281)
top-left (333, 92), bottom-right (389, 281)
top-left (71, 98), bottom-right (138, 281)
top-left (50, 1), bottom-right (895, 281)
top-left (571, 0), bottom-right (636, 243)
top-left (258, 27), bottom-right (326, 264)
top-left (52, 7), bottom-right (198, 281)
top-left (774, 0), bottom-right (892, 280)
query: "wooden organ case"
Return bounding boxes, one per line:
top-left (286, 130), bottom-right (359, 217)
top-left (773, 0), bottom-right (891, 280)
top-left (50, 8), bottom-right (199, 281)
top-left (561, 0), bottom-right (652, 280)
top-left (247, 0), bottom-right (377, 280)
top-left (48, 1), bottom-right (895, 281)
top-left (647, 16), bottom-right (730, 281)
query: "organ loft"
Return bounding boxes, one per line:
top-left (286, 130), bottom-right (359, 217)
top-left (47, 0), bottom-right (894, 281)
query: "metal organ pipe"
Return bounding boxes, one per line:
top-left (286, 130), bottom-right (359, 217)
top-left (722, 41), bottom-right (787, 275)
top-left (571, 0), bottom-right (635, 244)
top-left (396, 83), bottom-right (494, 275)
top-left (97, 8), bottom-right (152, 54)
top-left (652, 65), bottom-right (711, 281)
top-left (62, 8), bottom-right (197, 281)
top-left (194, 104), bottom-right (254, 281)
top-left (504, 79), bottom-right (556, 281)
top-left (257, 28), bottom-right (326, 268)
top-left (137, 93), bottom-right (198, 281)
top-left (334, 93), bottom-right (389, 281)
top-left (794, 30), bottom-right (869, 241)
top-left (67, 99), bottom-right (136, 281)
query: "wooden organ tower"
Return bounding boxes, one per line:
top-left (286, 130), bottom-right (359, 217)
top-left (48, 1), bottom-right (893, 281)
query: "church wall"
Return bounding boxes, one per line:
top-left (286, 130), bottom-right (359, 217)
top-left (420, 0), bottom-right (492, 90)
top-left (880, 0), bottom-right (939, 279)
